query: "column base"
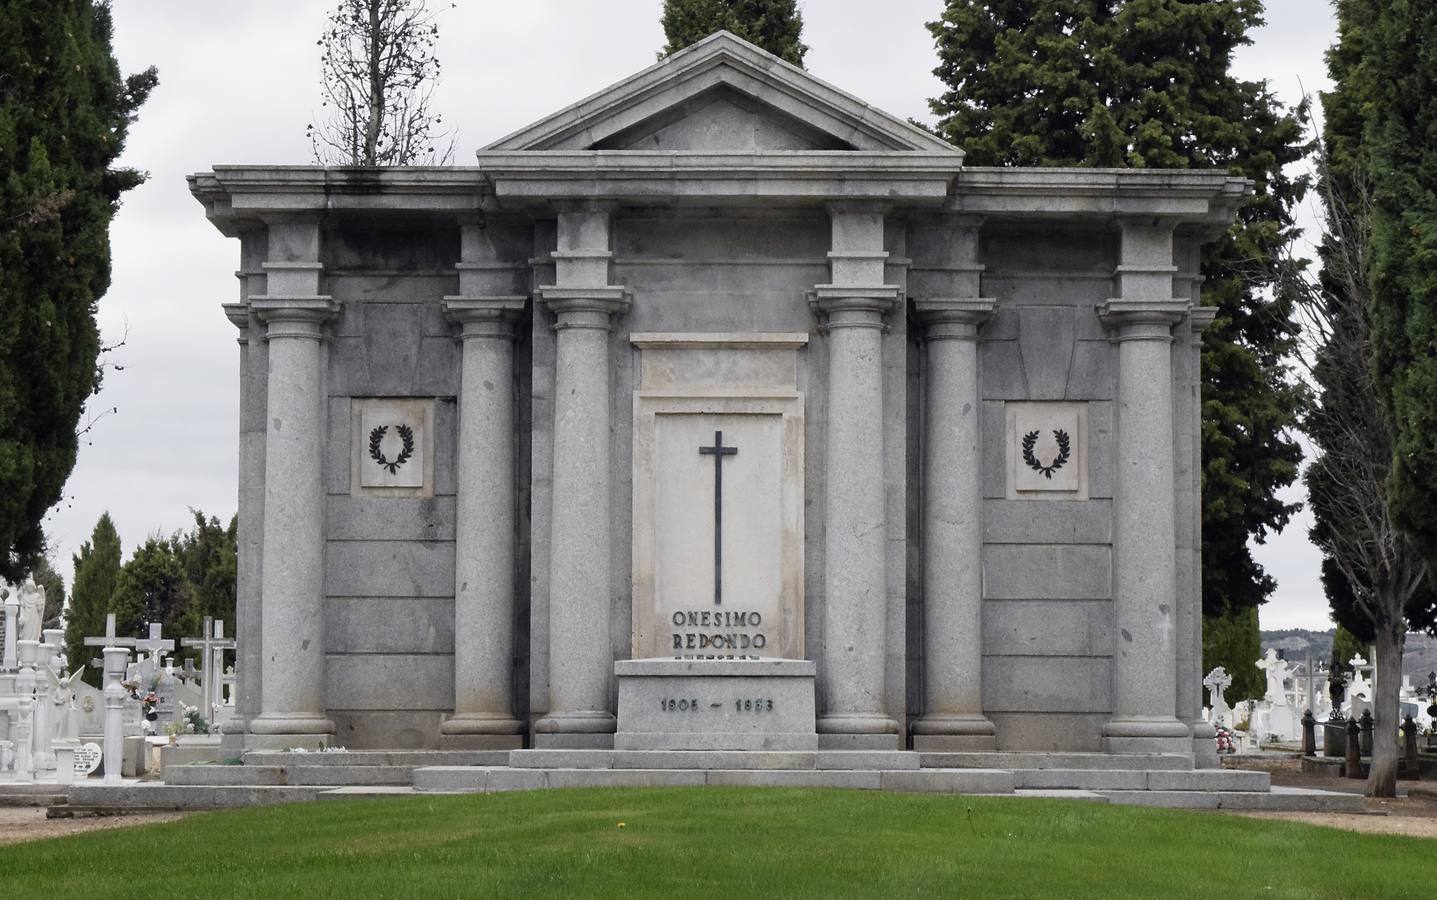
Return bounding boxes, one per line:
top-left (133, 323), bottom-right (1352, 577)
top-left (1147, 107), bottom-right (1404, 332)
top-left (533, 709), bottom-right (616, 749)
top-left (247, 713), bottom-right (336, 744)
top-left (817, 713), bottom-right (899, 750)
top-left (1102, 716), bottom-right (1192, 755)
top-left (440, 712), bottom-right (525, 736)
top-left (911, 714), bottom-right (997, 751)
top-left (1190, 721), bottom-right (1220, 769)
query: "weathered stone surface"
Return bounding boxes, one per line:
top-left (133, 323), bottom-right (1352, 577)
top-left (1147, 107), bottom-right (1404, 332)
top-left (983, 656), bottom-right (1112, 713)
top-left (983, 545), bottom-right (1111, 600)
top-left (982, 600), bottom-right (1113, 657)
top-left (1017, 307), bottom-right (1076, 400)
top-left (324, 542), bottom-right (455, 598)
top-left (983, 500), bottom-right (1111, 544)
top-left (325, 655), bottom-right (453, 710)
top-left (325, 496), bottom-right (456, 542)
top-left (324, 597), bottom-right (454, 655)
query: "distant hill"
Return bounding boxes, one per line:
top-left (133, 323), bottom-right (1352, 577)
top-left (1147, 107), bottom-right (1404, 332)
top-left (1259, 629), bottom-right (1437, 686)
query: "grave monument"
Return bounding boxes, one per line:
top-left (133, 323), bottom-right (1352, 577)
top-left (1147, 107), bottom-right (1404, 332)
top-left (189, 33), bottom-right (1243, 760)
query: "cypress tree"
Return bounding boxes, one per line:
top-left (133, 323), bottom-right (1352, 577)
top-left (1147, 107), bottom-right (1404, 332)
top-left (659, 0), bottom-right (808, 66)
top-left (174, 510), bottom-right (237, 626)
top-left (1364, 2), bottom-right (1437, 562)
top-left (0, 2), bottom-right (155, 580)
top-left (64, 511), bottom-right (122, 685)
top-left (1201, 605), bottom-right (1263, 701)
top-left (927, 1), bottom-right (1308, 623)
top-left (110, 536), bottom-right (195, 644)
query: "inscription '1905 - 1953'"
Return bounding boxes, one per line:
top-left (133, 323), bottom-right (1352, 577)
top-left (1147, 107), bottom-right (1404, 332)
top-left (660, 698), bottom-right (774, 712)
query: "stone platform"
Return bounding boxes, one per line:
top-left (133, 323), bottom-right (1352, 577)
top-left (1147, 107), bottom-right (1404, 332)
top-left (20, 748), bottom-right (1369, 813)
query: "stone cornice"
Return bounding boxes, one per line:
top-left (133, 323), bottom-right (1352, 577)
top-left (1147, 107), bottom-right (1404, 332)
top-left (474, 151), bottom-right (961, 208)
top-left (952, 168), bottom-right (1250, 231)
top-left (1098, 300), bottom-right (1188, 342)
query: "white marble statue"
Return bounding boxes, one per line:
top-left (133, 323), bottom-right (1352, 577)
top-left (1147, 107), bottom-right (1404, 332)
top-left (1203, 666), bottom-right (1233, 727)
top-left (48, 669), bottom-right (81, 744)
top-left (1256, 649), bottom-right (1292, 706)
top-left (17, 580), bottom-right (44, 643)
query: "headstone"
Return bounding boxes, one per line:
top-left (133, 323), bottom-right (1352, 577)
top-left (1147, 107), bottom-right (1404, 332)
top-left (1203, 667), bottom-right (1233, 727)
top-left (73, 742), bottom-right (102, 776)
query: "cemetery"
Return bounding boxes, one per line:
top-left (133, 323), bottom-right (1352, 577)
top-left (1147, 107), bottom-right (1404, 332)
top-left (7, 33), bottom-right (1430, 817)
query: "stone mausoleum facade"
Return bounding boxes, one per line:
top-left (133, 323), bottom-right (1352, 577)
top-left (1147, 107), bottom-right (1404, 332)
top-left (190, 34), bottom-right (1245, 764)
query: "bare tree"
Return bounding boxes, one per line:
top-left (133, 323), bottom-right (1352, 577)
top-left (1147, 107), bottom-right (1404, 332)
top-left (1284, 111), bottom-right (1435, 798)
top-left (307, 0), bottom-right (455, 166)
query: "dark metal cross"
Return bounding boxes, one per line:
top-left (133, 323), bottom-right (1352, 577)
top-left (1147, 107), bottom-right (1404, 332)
top-left (698, 430), bottom-right (738, 606)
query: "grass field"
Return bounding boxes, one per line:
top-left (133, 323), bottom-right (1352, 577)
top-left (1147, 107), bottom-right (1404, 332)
top-left (0, 788), bottom-right (1425, 899)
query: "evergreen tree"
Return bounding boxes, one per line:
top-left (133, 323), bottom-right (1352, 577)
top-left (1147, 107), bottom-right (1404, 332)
top-left (1201, 605), bottom-right (1262, 701)
top-left (63, 511), bottom-right (122, 685)
top-left (174, 510), bottom-right (237, 626)
top-left (0, 2), bottom-right (155, 580)
top-left (1364, 2), bottom-right (1437, 562)
top-left (110, 536), bottom-right (195, 643)
top-left (659, 0), bottom-right (807, 66)
top-left (926, 1), bottom-right (1308, 622)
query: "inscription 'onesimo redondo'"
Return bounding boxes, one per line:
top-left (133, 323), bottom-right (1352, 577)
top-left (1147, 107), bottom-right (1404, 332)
top-left (671, 609), bottom-right (767, 657)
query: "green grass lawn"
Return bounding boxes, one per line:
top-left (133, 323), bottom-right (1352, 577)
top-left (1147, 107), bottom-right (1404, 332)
top-left (0, 788), bottom-right (1425, 899)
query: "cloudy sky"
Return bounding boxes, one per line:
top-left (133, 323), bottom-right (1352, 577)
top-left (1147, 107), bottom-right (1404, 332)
top-left (46, 0), bottom-right (1337, 630)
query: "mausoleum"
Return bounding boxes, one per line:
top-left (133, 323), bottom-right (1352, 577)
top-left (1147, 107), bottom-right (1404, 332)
top-left (190, 33), bottom-right (1246, 765)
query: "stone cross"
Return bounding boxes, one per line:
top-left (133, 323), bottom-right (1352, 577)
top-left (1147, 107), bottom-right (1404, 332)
top-left (1203, 666), bottom-right (1232, 726)
top-left (82, 614), bottom-right (140, 653)
top-left (177, 658), bottom-right (200, 683)
top-left (1256, 649), bottom-right (1291, 706)
top-left (697, 430), bottom-right (738, 606)
top-left (181, 616), bottom-right (236, 722)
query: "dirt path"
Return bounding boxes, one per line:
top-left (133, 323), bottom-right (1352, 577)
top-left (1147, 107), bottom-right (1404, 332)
top-left (1218, 754), bottom-right (1437, 839)
top-left (0, 807), bottom-right (190, 847)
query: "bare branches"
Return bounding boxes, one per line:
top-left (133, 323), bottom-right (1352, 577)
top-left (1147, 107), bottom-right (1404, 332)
top-left (307, 0), bottom-right (456, 167)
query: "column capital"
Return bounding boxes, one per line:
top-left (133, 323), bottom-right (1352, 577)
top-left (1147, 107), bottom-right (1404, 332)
top-left (222, 302), bottom-right (250, 342)
top-left (1188, 306), bottom-right (1219, 335)
top-left (1099, 300), bottom-right (1187, 342)
top-left (913, 298), bottom-right (996, 340)
top-left (252, 298), bottom-right (340, 340)
top-left (444, 296), bottom-right (526, 340)
top-left (536, 286), bottom-right (630, 331)
top-left (811, 287), bottom-right (900, 330)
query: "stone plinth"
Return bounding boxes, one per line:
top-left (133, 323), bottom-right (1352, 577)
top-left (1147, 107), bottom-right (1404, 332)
top-left (615, 658), bottom-right (816, 751)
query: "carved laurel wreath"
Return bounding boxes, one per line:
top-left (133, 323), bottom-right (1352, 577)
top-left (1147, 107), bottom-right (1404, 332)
top-left (368, 424), bottom-right (415, 474)
top-left (1021, 428), bottom-right (1071, 479)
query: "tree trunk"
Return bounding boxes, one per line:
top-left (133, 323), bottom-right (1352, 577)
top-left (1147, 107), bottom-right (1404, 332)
top-left (1366, 616), bottom-right (1405, 797)
top-left (363, 0), bottom-right (384, 166)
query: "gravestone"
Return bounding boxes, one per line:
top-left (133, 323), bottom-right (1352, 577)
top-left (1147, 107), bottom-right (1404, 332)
top-left (1203, 667), bottom-right (1233, 728)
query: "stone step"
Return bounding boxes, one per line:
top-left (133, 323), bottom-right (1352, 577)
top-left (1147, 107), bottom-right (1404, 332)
top-left (920, 752), bottom-right (1193, 771)
top-left (242, 750), bottom-right (507, 768)
top-left (164, 765), bottom-right (414, 786)
top-left (318, 786), bottom-right (420, 801)
top-left (1013, 789), bottom-right (1110, 802)
top-left (65, 783), bottom-right (320, 810)
top-left (1097, 786), bottom-right (1365, 812)
top-left (507, 749), bottom-right (921, 771)
top-left (411, 766), bottom-right (1014, 795)
top-left (1012, 768), bottom-right (1269, 792)
top-left (0, 788), bottom-right (68, 807)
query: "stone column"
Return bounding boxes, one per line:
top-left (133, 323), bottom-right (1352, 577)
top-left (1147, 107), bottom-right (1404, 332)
top-left (440, 297), bottom-right (526, 746)
top-left (910, 298), bottom-right (997, 750)
top-left (221, 300), bottom-right (259, 753)
top-left (1099, 221), bottom-right (1190, 753)
top-left (814, 207), bottom-right (900, 748)
top-left (246, 221), bottom-right (337, 747)
top-left (1186, 306), bottom-right (1219, 765)
top-left (101, 646), bottom-right (128, 784)
top-left (1, 590), bottom-right (16, 670)
top-left (533, 208), bottom-right (627, 748)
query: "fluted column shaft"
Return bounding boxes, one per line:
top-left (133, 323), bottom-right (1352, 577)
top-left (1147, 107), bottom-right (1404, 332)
top-left (250, 301), bottom-right (336, 742)
top-left (442, 300), bottom-right (525, 741)
top-left (911, 299), bottom-right (996, 750)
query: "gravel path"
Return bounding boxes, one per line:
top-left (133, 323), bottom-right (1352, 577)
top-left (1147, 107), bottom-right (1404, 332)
top-left (0, 808), bottom-right (190, 846)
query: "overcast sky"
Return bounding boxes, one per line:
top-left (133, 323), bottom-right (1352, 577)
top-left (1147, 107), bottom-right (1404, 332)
top-left (45, 0), bottom-right (1337, 630)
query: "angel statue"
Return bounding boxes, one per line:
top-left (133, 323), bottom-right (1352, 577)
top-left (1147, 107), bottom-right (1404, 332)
top-left (18, 580), bottom-right (44, 643)
top-left (49, 669), bottom-right (82, 744)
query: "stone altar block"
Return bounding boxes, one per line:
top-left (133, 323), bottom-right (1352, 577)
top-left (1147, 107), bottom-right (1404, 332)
top-left (615, 659), bottom-right (817, 751)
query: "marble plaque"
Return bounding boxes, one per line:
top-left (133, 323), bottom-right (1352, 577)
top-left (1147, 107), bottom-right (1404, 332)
top-left (351, 398), bottom-right (435, 497)
top-left (1006, 401), bottom-right (1088, 500)
top-left (631, 334), bottom-right (807, 661)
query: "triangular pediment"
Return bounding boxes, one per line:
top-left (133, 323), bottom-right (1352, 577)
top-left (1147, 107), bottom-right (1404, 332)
top-left (484, 31), bottom-right (960, 155)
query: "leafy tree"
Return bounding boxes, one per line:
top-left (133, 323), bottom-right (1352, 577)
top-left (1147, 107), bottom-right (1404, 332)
top-left (109, 536), bottom-right (196, 644)
top-left (1202, 605), bottom-right (1262, 701)
top-left (0, 1), bottom-right (155, 581)
top-left (63, 511), bottom-right (122, 685)
top-left (1364, 2), bottom-right (1437, 564)
top-left (926, 1), bottom-right (1308, 621)
top-left (659, 0), bottom-right (807, 66)
top-left (307, 0), bottom-right (454, 166)
top-left (174, 510), bottom-right (237, 627)
top-left (1283, 0), bottom-right (1436, 796)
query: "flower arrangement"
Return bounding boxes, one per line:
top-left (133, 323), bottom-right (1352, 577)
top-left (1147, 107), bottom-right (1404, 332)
top-left (140, 692), bottom-right (159, 721)
top-left (1214, 726), bottom-right (1236, 754)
